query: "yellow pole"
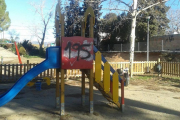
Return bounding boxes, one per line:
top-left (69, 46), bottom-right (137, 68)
top-left (56, 69), bottom-right (60, 108)
top-left (103, 62), bottom-right (110, 93)
top-left (81, 21), bottom-right (85, 37)
top-left (81, 71), bottom-right (85, 106)
top-left (89, 16), bottom-right (94, 114)
top-left (60, 14), bottom-right (65, 116)
top-left (60, 69), bottom-right (65, 115)
top-left (95, 51), bottom-right (101, 83)
top-left (81, 21), bottom-right (86, 106)
top-left (55, 4), bottom-right (60, 109)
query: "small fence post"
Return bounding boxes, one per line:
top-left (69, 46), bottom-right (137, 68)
top-left (162, 40), bottom-right (163, 51)
top-left (121, 44), bottom-right (122, 52)
top-left (158, 58), bottom-right (161, 77)
top-left (27, 60), bottom-right (29, 71)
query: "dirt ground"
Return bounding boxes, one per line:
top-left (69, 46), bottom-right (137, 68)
top-left (0, 47), bottom-right (180, 120)
top-left (0, 76), bottom-right (180, 120)
top-left (3, 57), bottom-right (45, 64)
top-left (0, 47), bottom-right (44, 64)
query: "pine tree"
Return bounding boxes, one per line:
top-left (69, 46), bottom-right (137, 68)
top-left (65, 0), bottom-right (81, 37)
top-left (82, 0), bottom-right (105, 40)
top-left (135, 0), bottom-right (170, 41)
top-left (0, 0), bottom-right (11, 32)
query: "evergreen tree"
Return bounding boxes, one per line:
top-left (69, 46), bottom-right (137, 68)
top-left (100, 12), bottom-right (131, 44)
top-left (65, 0), bottom-right (81, 37)
top-left (136, 0), bottom-right (170, 41)
top-left (0, 0), bottom-right (11, 32)
top-left (82, 0), bottom-right (105, 40)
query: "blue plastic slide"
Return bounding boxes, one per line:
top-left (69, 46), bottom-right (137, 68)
top-left (0, 47), bottom-right (61, 107)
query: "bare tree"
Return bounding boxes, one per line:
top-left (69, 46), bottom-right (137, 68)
top-left (8, 29), bottom-right (19, 42)
top-left (30, 0), bottom-right (56, 51)
top-left (167, 9), bottom-right (180, 34)
top-left (103, 0), bottom-right (170, 77)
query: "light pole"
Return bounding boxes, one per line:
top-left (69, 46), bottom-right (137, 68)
top-left (146, 16), bottom-right (150, 72)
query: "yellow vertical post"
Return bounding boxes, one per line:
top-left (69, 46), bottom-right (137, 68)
top-left (60, 13), bottom-right (65, 115)
top-left (56, 69), bottom-right (60, 108)
top-left (55, 4), bottom-right (60, 109)
top-left (103, 62), bottom-right (110, 93)
top-left (81, 21), bottom-right (86, 106)
top-left (81, 21), bottom-right (85, 37)
top-left (89, 69), bottom-right (93, 114)
top-left (61, 14), bottom-right (65, 39)
top-left (61, 69), bottom-right (65, 115)
top-left (89, 16), bottom-right (94, 114)
top-left (112, 72), bottom-right (119, 104)
top-left (95, 51), bottom-right (101, 83)
top-left (81, 71), bottom-right (85, 106)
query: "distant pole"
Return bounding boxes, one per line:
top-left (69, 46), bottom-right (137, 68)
top-left (3, 31), bottom-right (4, 41)
top-left (162, 40), bottom-right (163, 51)
top-left (121, 44), bottom-right (122, 52)
top-left (1, 56), bottom-right (3, 64)
top-left (138, 42), bottom-right (139, 51)
top-left (146, 16), bottom-right (150, 72)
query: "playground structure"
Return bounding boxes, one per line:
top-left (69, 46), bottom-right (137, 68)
top-left (0, 3), bottom-right (125, 116)
top-left (55, 3), bottom-right (124, 115)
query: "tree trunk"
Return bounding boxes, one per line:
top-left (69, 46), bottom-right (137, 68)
top-left (39, 25), bottom-right (47, 51)
top-left (129, 0), bottom-right (138, 77)
top-left (129, 15), bottom-right (137, 77)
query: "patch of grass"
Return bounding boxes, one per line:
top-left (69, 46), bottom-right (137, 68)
top-left (163, 76), bottom-right (180, 80)
top-left (161, 76), bottom-right (180, 84)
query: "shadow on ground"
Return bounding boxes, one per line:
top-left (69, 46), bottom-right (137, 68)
top-left (0, 81), bottom-right (180, 120)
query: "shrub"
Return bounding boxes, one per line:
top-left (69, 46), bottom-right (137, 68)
top-left (3, 44), bottom-right (12, 49)
top-left (20, 40), bottom-right (40, 56)
top-left (19, 46), bottom-right (27, 56)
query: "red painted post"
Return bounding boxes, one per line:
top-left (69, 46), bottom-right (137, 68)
top-left (14, 42), bottom-right (22, 65)
top-left (121, 76), bottom-right (125, 112)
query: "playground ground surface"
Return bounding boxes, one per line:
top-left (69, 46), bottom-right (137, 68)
top-left (0, 76), bottom-right (180, 120)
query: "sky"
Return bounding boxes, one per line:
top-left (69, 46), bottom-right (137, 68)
top-left (2, 0), bottom-right (56, 45)
top-left (1, 0), bottom-right (180, 45)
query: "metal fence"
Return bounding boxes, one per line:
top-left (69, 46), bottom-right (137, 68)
top-left (107, 39), bottom-right (180, 52)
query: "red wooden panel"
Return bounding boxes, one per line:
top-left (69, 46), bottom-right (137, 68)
top-left (61, 36), bottom-right (93, 69)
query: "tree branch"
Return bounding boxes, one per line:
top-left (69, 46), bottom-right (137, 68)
top-left (116, 0), bottom-right (131, 8)
top-left (137, 0), bottom-right (169, 15)
top-left (102, 8), bottom-right (130, 13)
